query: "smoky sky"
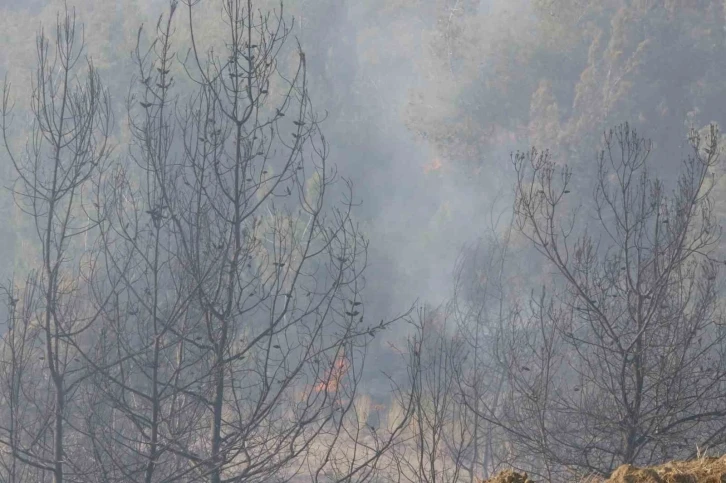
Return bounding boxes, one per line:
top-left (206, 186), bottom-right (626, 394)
top-left (3, 0), bottom-right (721, 356)
top-left (0, 0), bottom-right (532, 315)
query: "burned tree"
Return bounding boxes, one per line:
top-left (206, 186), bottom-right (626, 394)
top-left (0, 6), bottom-right (114, 482)
top-left (490, 123), bottom-right (726, 478)
top-left (0, 1), bottom-right (413, 481)
top-left (390, 307), bottom-right (471, 483)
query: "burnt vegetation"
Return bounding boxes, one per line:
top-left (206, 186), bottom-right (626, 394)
top-left (1, 1), bottom-right (726, 483)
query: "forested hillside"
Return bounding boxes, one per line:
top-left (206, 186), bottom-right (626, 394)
top-left (1, 1), bottom-right (726, 482)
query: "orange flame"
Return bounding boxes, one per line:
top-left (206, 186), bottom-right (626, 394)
top-left (423, 157), bottom-right (443, 174)
top-left (314, 356), bottom-right (349, 393)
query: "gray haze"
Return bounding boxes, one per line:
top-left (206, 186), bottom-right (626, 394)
top-left (3, 0), bottom-right (726, 481)
top-left (1, 0), bottom-right (521, 325)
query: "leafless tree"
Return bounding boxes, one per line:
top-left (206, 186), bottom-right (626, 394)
top-left (485, 123), bottom-right (726, 479)
top-left (0, 5), bottom-right (114, 482)
top-left (160, 1), bottom-right (412, 479)
top-left (0, 1), bottom-right (415, 482)
top-left (0, 278), bottom-right (42, 483)
top-left (448, 212), bottom-right (519, 481)
top-left (384, 307), bottom-right (471, 483)
top-left (78, 3), bottom-right (206, 481)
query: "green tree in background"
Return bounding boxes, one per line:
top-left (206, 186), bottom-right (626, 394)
top-left (409, 0), bottom-right (726, 175)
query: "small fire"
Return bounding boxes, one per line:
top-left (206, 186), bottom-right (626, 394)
top-left (314, 355), bottom-right (350, 393)
top-left (423, 157), bottom-right (443, 174)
